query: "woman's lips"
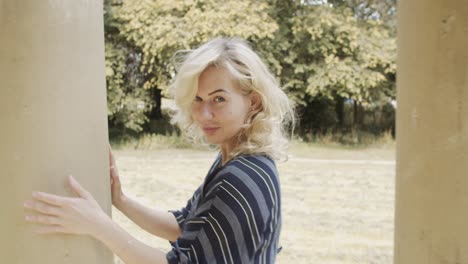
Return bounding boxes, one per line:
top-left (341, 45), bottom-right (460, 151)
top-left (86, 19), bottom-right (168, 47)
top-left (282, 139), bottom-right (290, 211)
top-left (203, 127), bottom-right (219, 135)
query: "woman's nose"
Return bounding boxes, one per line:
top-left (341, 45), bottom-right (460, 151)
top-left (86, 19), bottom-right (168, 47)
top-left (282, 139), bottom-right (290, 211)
top-left (197, 103), bottom-right (214, 120)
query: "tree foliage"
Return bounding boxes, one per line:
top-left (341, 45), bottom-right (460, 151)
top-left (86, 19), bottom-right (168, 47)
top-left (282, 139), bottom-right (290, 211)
top-left (104, 0), bottom-right (397, 136)
top-left (285, 4), bottom-right (395, 105)
top-left (105, 0), bottom-right (278, 132)
top-left (264, 2), bottom-right (396, 135)
top-left (105, 1), bottom-right (152, 133)
top-left (117, 0), bottom-right (277, 91)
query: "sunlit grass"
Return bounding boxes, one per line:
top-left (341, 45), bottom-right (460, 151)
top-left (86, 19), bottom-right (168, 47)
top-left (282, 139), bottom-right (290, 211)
top-left (110, 131), bottom-right (395, 153)
top-left (111, 145), bottom-right (395, 264)
top-left (110, 132), bottom-right (193, 150)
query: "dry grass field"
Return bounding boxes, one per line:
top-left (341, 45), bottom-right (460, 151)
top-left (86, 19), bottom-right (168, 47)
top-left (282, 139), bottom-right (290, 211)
top-left (112, 143), bottom-right (395, 264)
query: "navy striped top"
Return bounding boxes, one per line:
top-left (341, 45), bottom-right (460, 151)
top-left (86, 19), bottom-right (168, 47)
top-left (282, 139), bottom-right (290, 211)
top-left (166, 153), bottom-right (282, 264)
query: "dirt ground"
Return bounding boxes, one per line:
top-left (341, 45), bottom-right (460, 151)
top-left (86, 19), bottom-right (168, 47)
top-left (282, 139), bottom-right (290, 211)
top-left (112, 145), bottom-right (395, 264)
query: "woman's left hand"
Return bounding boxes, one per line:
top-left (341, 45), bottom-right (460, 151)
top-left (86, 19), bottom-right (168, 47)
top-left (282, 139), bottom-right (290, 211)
top-left (23, 175), bottom-right (109, 237)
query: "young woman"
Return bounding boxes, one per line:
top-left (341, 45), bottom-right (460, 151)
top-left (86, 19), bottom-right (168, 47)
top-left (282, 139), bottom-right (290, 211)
top-left (23, 38), bottom-right (295, 264)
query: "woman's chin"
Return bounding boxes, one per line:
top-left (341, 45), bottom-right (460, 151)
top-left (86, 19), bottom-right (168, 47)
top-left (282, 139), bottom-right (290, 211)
top-left (205, 137), bottom-right (221, 145)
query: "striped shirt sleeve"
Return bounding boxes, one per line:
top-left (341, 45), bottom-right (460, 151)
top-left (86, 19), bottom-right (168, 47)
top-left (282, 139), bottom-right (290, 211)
top-left (169, 187), bottom-right (202, 230)
top-left (166, 156), bottom-right (280, 264)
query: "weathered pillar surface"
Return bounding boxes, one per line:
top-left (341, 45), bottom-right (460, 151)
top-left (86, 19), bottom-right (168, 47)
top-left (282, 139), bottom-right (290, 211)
top-left (395, 0), bottom-right (468, 263)
top-left (0, 1), bottom-right (113, 263)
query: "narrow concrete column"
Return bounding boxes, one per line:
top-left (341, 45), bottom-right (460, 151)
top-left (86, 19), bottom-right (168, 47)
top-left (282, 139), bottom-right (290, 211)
top-left (395, 0), bottom-right (468, 263)
top-left (0, 1), bottom-right (113, 263)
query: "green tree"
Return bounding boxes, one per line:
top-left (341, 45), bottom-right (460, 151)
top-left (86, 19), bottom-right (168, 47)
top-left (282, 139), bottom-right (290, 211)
top-left (328, 0), bottom-right (397, 31)
top-left (105, 0), bottom-right (152, 134)
top-left (283, 3), bottom-right (396, 133)
top-left (117, 0), bottom-right (277, 124)
top-left (104, 0), bottom-right (396, 138)
top-left (105, 0), bottom-right (277, 132)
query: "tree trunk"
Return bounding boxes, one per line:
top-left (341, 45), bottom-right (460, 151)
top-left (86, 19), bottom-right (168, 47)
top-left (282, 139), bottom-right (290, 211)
top-left (353, 100), bottom-right (361, 129)
top-left (335, 96), bottom-right (345, 129)
top-left (149, 88), bottom-right (163, 120)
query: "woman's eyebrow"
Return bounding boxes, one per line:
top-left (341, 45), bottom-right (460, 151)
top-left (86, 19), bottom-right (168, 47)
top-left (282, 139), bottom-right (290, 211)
top-left (208, 89), bottom-right (228, 96)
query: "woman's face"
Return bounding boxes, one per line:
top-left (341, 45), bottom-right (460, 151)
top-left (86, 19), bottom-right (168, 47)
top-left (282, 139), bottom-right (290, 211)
top-left (191, 66), bottom-right (253, 147)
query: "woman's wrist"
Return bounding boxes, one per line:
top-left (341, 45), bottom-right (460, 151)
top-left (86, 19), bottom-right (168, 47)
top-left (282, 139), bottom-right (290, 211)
top-left (91, 214), bottom-right (128, 251)
top-left (113, 193), bottom-right (128, 211)
top-left (92, 217), bottom-right (169, 264)
top-left (90, 210), bottom-right (114, 239)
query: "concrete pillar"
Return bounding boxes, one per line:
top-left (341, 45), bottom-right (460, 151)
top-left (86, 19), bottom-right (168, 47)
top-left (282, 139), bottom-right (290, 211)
top-left (395, 0), bottom-right (468, 263)
top-left (0, 1), bottom-right (113, 263)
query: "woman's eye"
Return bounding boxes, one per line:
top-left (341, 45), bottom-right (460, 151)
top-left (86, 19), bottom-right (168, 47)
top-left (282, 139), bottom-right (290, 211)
top-left (214, 96), bottom-right (225, 103)
top-left (194, 96), bottom-right (202, 102)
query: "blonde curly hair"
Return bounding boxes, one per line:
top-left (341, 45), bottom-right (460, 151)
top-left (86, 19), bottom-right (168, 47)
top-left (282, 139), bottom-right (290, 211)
top-left (170, 38), bottom-right (295, 161)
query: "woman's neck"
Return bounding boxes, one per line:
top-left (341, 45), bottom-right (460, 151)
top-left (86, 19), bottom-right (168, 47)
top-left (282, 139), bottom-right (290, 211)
top-left (220, 146), bottom-right (230, 166)
top-left (220, 140), bottom-right (236, 165)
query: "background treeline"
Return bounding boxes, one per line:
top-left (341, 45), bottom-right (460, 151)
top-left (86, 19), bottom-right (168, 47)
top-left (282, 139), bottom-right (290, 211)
top-left (104, 0), bottom-right (396, 145)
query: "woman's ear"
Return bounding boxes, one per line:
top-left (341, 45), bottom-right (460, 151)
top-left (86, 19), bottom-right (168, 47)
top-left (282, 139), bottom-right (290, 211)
top-left (250, 92), bottom-right (262, 112)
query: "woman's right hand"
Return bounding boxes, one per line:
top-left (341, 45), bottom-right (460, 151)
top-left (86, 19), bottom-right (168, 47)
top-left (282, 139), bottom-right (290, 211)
top-left (109, 144), bottom-right (125, 208)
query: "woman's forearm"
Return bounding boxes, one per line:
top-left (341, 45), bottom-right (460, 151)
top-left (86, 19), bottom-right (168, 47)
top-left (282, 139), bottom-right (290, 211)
top-left (94, 216), bottom-right (168, 264)
top-left (114, 194), bottom-right (181, 241)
